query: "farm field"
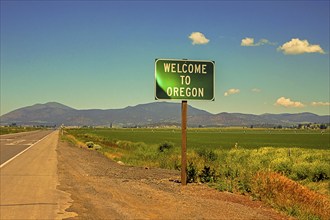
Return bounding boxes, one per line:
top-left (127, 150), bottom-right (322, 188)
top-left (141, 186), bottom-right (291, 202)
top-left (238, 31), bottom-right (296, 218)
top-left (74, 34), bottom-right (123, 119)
top-left (67, 127), bottom-right (329, 150)
top-left (64, 127), bottom-right (330, 220)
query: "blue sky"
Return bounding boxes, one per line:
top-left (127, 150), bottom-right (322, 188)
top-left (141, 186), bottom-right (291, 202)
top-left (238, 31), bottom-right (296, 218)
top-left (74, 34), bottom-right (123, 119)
top-left (1, 0), bottom-right (329, 115)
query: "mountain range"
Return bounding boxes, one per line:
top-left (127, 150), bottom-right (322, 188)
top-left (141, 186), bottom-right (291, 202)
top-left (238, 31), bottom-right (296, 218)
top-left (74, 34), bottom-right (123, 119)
top-left (0, 102), bottom-right (329, 127)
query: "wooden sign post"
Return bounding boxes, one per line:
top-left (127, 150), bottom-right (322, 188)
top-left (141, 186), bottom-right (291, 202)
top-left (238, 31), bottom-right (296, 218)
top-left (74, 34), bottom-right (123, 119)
top-left (181, 100), bottom-right (187, 185)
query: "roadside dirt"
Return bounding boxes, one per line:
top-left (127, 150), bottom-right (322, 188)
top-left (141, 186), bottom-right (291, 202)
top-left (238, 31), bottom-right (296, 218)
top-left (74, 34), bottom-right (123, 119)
top-left (57, 140), bottom-right (290, 220)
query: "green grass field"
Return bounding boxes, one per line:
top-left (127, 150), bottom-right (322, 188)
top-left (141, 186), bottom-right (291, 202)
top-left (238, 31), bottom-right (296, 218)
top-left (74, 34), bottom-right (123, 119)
top-left (67, 127), bottom-right (329, 150)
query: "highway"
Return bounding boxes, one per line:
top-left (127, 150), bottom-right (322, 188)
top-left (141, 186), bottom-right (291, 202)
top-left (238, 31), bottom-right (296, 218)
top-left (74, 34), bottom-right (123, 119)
top-left (0, 130), bottom-right (77, 219)
top-left (0, 130), bottom-right (52, 166)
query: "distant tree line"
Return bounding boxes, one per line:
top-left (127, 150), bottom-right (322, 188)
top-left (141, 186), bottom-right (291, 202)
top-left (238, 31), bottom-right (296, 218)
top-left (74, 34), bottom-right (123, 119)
top-left (295, 123), bottom-right (328, 130)
top-left (6, 123), bottom-right (56, 128)
top-left (248, 123), bottom-right (329, 130)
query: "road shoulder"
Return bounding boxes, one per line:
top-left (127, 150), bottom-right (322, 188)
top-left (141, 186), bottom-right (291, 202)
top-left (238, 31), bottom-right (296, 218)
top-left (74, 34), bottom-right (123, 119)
top-left (0, 131), bottom-right (77, 219)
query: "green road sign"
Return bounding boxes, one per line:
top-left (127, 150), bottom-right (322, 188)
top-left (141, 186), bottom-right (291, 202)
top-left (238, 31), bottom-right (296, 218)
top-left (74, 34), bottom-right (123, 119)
top-left (155, 59), bottom-right (215, 100)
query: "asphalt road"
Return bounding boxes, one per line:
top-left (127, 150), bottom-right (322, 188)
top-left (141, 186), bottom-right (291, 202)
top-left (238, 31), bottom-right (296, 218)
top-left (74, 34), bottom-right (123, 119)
top-left (0, 130), bottom-right (77, 219)
top-left (0, 130), bottom-right (53, 166)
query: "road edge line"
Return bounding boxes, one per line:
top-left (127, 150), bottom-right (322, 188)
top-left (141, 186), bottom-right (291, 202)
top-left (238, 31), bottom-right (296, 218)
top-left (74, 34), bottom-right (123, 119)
top-left (0, 131), bottom-right (55, 169)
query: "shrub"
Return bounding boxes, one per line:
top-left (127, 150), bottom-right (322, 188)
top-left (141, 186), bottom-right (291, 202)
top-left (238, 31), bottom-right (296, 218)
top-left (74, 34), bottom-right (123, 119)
top-left (237, 178), bottom-right (252, 194)
top-left (310, 161), bottom-right (330, 182)
top-left (158, 141), bottom-right (174, 153)
top-left (291, 162), bottom-right (311, 180)
top-left (86, 141), bottom-right (94, 148)
top-left (291, 160), bottom-right (330, 182)
top-left (187, 162), bottom-right (198, 183)
top-left (197, 149), bottom-right (218, 162)
top-left (223, 165), bottom-right (239, 179)
top-left (216, 179), bottom-right (227, 192)
top-left (270, 157), bottom-right (293, 175)
top-left (173, 157), bottom-right (181, 171)
top-left (199, 166), bottom-right (217, 183)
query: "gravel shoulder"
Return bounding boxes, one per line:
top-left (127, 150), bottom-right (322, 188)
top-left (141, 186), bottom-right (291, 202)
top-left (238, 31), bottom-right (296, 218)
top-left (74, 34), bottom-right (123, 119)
top-left (57, 139), bottom-right (290, 219)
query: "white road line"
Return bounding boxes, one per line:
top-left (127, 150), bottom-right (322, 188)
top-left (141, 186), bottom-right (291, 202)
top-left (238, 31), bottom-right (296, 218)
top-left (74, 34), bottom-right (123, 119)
top-left (0, 131), bottom-right (54, 169)
top-left (5, 139), bottom-right (26, 145)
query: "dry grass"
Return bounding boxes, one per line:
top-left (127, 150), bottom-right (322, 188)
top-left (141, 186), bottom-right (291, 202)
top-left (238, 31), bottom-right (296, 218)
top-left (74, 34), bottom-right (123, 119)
top-left (62, 134), bottom-right (87, 148)
top-left (104, 152), bottom-right (123, 160)
top-left (252, 172), bottom-right (330, 220)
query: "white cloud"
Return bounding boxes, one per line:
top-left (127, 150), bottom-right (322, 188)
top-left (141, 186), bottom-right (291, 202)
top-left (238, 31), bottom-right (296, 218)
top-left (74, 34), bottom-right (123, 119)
top-left (274, 97), bottom-right (305, 108)
top-left (277, 38), bottom-right (325, 55)
top-left (241, 37), bottom-right (255, 46)
top-left (311, 101), bottom-right (330, 106)
top-left (224, 88), bottom-right (240, 96)
top-left (252, 88), bottom-right (261, 93)
top-left (241, 37), bottom-right (275, 46)
top-left (188, 32), bottom-right (210, 45)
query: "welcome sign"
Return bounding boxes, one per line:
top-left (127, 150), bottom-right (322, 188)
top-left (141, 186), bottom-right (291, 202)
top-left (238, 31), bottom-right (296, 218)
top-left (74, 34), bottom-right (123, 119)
top-left (155, 59), bottom-right (215, 101)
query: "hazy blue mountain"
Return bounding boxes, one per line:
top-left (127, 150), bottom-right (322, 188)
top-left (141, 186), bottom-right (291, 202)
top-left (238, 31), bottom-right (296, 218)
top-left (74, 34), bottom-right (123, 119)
top-left (0, 102), bottom-right (77, 125)
top-left (0, 102), bottom-right (328, 127)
